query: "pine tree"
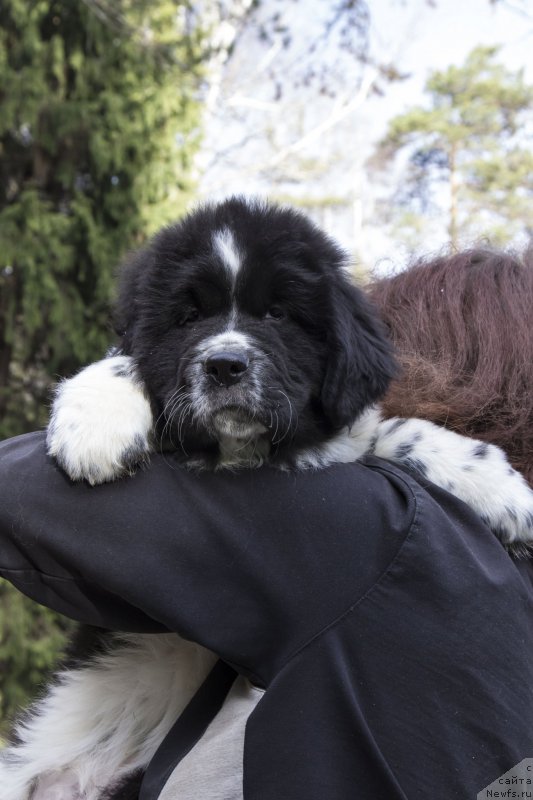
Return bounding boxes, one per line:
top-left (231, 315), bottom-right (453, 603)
top-left (0, 0), bottom-right (205, 437)
top-left (373, 46), bottom-right (533, 248)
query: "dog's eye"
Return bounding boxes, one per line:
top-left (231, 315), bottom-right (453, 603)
top-left (178, 308), bottom-right (200, 326)
top-left (266, 305), bottom-right (285, 320)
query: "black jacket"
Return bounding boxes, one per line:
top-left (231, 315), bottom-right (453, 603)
top-left (0, 431), bottom-right (532, 799)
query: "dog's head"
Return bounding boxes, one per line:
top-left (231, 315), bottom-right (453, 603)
top-left (114, 197), bottom-right (396, 463)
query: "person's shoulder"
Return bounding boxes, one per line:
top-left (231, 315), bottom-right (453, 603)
top-left (359, 453), bottom-right (425, 493)
top-left (362, 453), bottom-right (527, 588)
top-left (0, 430), bottom-right (48, 461)
top-left (360, 453), bottom-right (483, 538)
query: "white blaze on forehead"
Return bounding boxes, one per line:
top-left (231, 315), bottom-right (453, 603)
top-left (212, 228), bottom-right (241, 279)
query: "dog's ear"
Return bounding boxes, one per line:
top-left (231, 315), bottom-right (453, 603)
top-left (321, 277), bottom-right (398, 430)
top-left (112, 245), bottom-right (153, 353)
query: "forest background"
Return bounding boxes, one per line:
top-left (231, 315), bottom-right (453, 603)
top-left (0, 0), bottom-right (532, 733)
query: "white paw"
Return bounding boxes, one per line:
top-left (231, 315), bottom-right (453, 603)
top-left (47, 356), bottom-right (154, 485)
top-left (479, 457), bottom-right (533, 548)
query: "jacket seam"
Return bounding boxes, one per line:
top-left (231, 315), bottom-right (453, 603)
top-left (278, 461), bottom-right (422, 674)
top-left (0, 566), bottom-right (83, 582)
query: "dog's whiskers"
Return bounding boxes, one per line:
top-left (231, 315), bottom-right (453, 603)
top-left (176, 403), bottom-right (195, 454)
top-left (160, 387), bottom-right (194, 455)
top-left (272, 410), bottom-right (279, 444)
top-left (266, 389), bottom-right (297, 447)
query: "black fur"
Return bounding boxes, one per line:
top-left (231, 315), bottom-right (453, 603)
top-left (101, 770), bottom-right (144, 800)
top-left (113, 197), bottom-right (397, 464)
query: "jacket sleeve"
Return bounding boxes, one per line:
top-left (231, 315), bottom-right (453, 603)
top-left (0, 432), bottom-right (169, 632)
top-left (0, 431), bottom-right (416, 686)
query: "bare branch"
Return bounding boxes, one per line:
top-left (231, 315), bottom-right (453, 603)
top-left (265, 67), bottom-right (377, 168)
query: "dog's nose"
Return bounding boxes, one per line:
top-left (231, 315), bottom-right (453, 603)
top-left (205, 351), bottom-right (249, 387)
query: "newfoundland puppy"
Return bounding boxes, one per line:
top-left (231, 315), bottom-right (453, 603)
top-left (49, 196), bottom-right (397, 479)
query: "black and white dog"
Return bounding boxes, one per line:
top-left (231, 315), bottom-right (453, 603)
top-left (2, 197), bottom-right (533, 800)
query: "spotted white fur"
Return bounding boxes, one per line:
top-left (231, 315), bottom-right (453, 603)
top-left (293, 406), bottom-right (381, 469)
